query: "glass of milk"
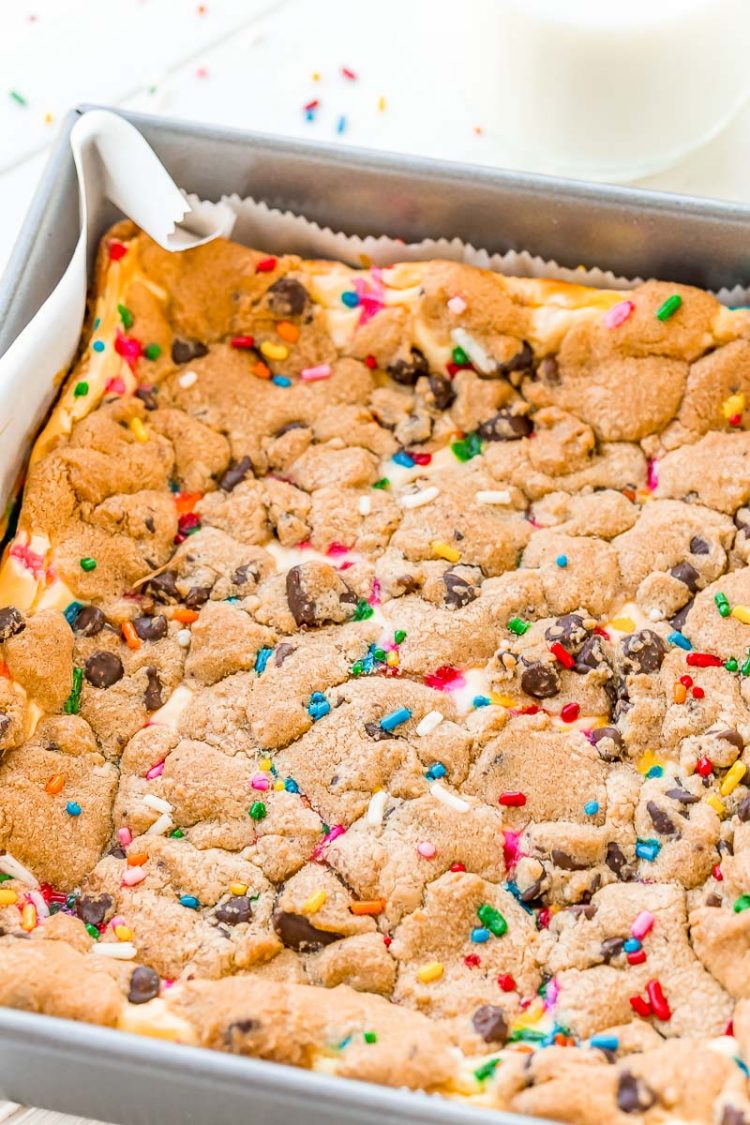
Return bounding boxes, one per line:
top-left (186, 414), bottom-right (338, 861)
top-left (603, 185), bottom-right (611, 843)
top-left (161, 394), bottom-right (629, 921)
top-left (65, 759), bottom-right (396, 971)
top-left (491, 0), bottom-right (750, 181)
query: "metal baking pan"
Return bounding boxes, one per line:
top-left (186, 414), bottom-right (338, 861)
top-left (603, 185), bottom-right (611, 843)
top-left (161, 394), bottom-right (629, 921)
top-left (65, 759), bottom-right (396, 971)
top-left (2, 105), bottom-right (750, 1125)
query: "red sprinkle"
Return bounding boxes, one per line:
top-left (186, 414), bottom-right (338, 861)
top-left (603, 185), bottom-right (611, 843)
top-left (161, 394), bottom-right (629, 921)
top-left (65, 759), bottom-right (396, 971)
top-left (645, 979), bottom-right (671, 1021)
top-left (520, 704), bottom-right (541, 715)
top-left (713, 864), bottom-right (723, 881)
top-left (230, 335), bottom-right (255, 350)
top-left (560, 702), bottom-right (581, 723)
top-left (696, 756), bottom-right (714, 778)
top-left (342, 67), bottom-right (357, 80)
top-left (256, 257), bottom-right (277, 273)
top-left (408, 451), bottom-right (432, 466)
top-left (303, 98), bottom-right (320, 111)
top-left (464, 954), bottom-right (481, 968)
top-left (686, 653), bottom-right (722, 668)
top-left (364, 354), bottom-right (377, 369)
top-left (679, 674), bottom-right (693, 687)
top-left (730, 413), bottom-right (743, 427)
top-left (725, 1020), bottom-right (734, 1037)
top-left (550, 642), bottom-right (575, 670)
top-left (627, 949), bottom-right (647, 965)
top-left (108, 240), bottom-right (128, 261)
top-left (446, 361), bottom-right (471, 377)
top-left (629, 995), bottom-right (652, 1018)
top-left (692, 686), bottom-right (705, 699)
top-left (114, 331), bottom-right (142, 365)
top-left (499, 791), bottom-right (526, 807)
top-left (537, 907), bottom-right (552, 929)
top-left (424, 664), bottom-right (465, 691)
top-left (497, 973), bottom-right (516, 992)
top-left (450, 862), bottom-right (466, 872)
top-left (382, 935), bottom-right (392, 947)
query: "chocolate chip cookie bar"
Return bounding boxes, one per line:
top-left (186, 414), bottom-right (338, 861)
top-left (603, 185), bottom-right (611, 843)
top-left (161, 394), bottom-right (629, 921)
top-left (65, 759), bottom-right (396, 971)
top-left (2, 222), bottom-right (750, 1123)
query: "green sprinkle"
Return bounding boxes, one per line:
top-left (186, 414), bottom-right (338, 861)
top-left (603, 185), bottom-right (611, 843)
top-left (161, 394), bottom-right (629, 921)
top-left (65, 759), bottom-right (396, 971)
top-left (656, 294), bottom-right (682, 322)
top-left (373, 478), bottom-right (390, 490)
top-left (354, 599), bottom-right (374, 621)
top-left (144, 343), bottom-right (162, 361)
top-left (117, 304), bottom-right (134, 330)
top-left (508, 1027), bottom-right (546, 1044)
top-left (249, 801), bottom-right (267, 821)
top-left (9, 90), bottom-right (27, 107)
top-left (452, 345), bottom-right (469, 366)
top-left (350, 660), bottom-right (364, 676)
top-left (507, 616), bottom-right (529, 636)
top-left (321, 823), bottom-right (330, 835)
top-left (474, 1058), bottom-right (500, 1082)
top-left (726, 658), bottom-right (739, 672)
top-left (64, 666), bottom-right (83, 715)
top-left (734, 894), bottom-right (750, 913)
top-left (742, 650), bottom-right (750, 677)
top-left (373, 647), bottom-right (386, 662)
top-left (715, 593), bottom-right (730, 618)
top-left (80, 557), bottom-right (97, 572)
top-left (85, 923), bottom-right (100, 940)
top-left (363, 1031), bottom-right (377, 1044)
top-left (73, 382), bottom-right (89, 398)
top-left (169, 828), bottom-right (185, 838)
top-left (394, 629), bottom-right (406, 644)
top-left (0, 873), bottom-right (10, 882)
top-left (451, 432), bottom-right (483, 462)
top-left (477, 903), bottom-right (507, 937)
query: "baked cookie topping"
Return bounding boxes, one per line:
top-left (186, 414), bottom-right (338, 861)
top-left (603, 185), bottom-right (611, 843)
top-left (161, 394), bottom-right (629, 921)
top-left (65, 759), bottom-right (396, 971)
top-left (2, 224), bottom-right (750, 1122)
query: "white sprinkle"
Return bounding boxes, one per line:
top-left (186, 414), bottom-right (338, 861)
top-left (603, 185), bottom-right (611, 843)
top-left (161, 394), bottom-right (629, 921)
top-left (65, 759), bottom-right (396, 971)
top-left (146, 812), bottom-right (174, 836)
top-left (176, 628), bottom-right (191, 647)
top-left (447, 295), bottom-right (467, 315)
top-left (178, 370), bottom-right (198, 389)
top-left (92, 942), bottom-right (137, 960)
top-left (451, 327), bottom-right (494, 375)
top-left (142, 794), bottom-right (173, 815)
top-left (0, 853), bottom-right (39, 887)
top-left (367, 790), bottom-right (387, 826)
top-left (475, 489), bottom-right (512, 505)
top-left (430, 782), bottom-right (471, 813)
top-left (27, 889), bottom-right (49, 918)
top-left (92, 764), bottom-right (114, 776)
top-left (358, 495), bottom-right (372, 516)
top-left (400, 486), bottom-right (439, 510)
top-left (416, 710), bottom-right (444, 737)
top-left (648, 608), bottom-right (664, 621)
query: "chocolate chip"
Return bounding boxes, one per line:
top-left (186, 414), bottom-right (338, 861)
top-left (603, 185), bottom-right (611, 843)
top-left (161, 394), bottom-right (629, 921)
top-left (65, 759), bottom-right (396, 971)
top-left (84, 651), bottom-right (124, 689)
top-left (215, 896), bottom-right (253, 925)
top-left (135, 386), bottom-right (158, 411)
top-left (0, 713), bottom-right (11, 741)
top-left (144, 667), bottom-right (163, 711)
top-left (185, 586), bottom-right (211, 609)
top-left (551, 849), bottom-right (588, 871)
top-left (647, 801), bottom-right (677, 836)
top-left (738, 796), bottom-right (750, 822)
top-left (133, 615), bottom-right (167, 642)
top-left (232, 563), bottom-right (257, 587)
top-left (128, 965), bottom-right (161, 1005)
top-left (267, 276), bottom-right (309, 317)
top-left (219, 456), bottom-right (252, 492)
top-left (605, 842), bottom-right (628, 876)
top-left (143, 570), bottom-right (180, 604)
top-left (520, 661), bottom-right (560, 699)
top-left (519, 879), bottom-right (544, 903)
top-left (272, 911), bottom-right (344, 951)
top-left (568, 903), bottom-right (597, 920)
top-left (617, 1071), bottom-right (656, 1114)
top-left (471, 1005), bottom-right (508, 1044)
top-left (365, 721), bottom-right (393, 741)
top-left (670, 599), bottom-right (694, 631)
top-left (601, 936), bottom-right (625, 961)
top-left (171, 338), bottom-right (208, 364)
top-left (735, 507), bottom-right (750, 533)
top-left (286, 566), bottom-right (316, 628)
top-left (388, 348), bottom-right (429, 386)
top-left (224, 1018), bottom-right (261, 1049)
top-left (545, 613), bottom-right (588, 653)
top-left (537, 356), bottom-right (560, 385)
top-left (590, 727), bottom-right (623, 762)
top-left (477, 408), bottom-right (532, 442)
top-left (71, 605), bottom-right (107, 637)
top-left (621, 629), bottom-right (666, 675)
top-left (689, 536), bottom-right (710, 555)
top-left (275, 422), bottom-right (307, 438)
top-left (428, 373), bottom-right (455, 410)
top-left (665, 786), bottom-right (700, 805)
top-left (444, 569), bottom-right (478, 609)
top-left (717, 729), bottom-right (744, 750)
top-left (575, 634), bottom-right (610, 674)
top-left (721, 1107), bottom-right (750, 1125)
top-left (274, 642), bottom-right (296, 666)
top-left (75, 893), bottom-right (113, 927)
top-left (0, 607), bottom-right (25, 642)
top-left (495, 340), bottom-right (533, 377)
top-left (670, 561), bottom-right (700, 592)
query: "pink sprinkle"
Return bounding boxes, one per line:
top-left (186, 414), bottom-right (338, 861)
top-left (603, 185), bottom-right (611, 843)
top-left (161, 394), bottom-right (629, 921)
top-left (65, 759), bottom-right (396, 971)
top-left (368, 578), bottom-right (382, 607)
top-left (603, 299), bottom-right (635, 329)
top-left (447, 295), bottom-right (467, 315)
top-left (122, 867), bottom-right (146, 887)
top-left (503, 829), bottom-right (523, 870)
top-left (311, 823), bottom-right (346, 862)
top-left (114, 330), bottom-right (142, 367)
top-left (544, 976), bottom-right (559, 1007)
top-left (146, 761), bottom-right (164, 780)
top-left (341, 66), bottom-right (357, 80)
top-left (424, 665), bottom-right (465, 691)
top-left (647, 459), bottom-right (659, 491)
top-left (9, 540), bottom-right (46, 578)
top-left (110, 915), bottom-right (125, 929)
top-left (300, 364), bottom-right (332, 382)
top-left (196, 66), bottom-right (208, 79)
top-left (353, 274), bottom-right (385, 325)
top-left (117, 827), bottom-right (132, 847)
top-left (631, 910), bottom-right (655, 940)
top-left (326, 541), bottom-right (351, 557)
top-left (105, 377), bottom-right (127, 394)
top-left (251, 775), bottom-right (270, 791)
top-left (338, 560), bottom-right (354, 571)
top-left (416, 841), bottom-right (437, 858)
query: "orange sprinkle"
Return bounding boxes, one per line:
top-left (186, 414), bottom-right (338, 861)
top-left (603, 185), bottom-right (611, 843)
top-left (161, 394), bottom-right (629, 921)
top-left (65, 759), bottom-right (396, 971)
top-left (121, 621), bottom-right (142, 651)
top-left (172, 608), bottom-right (199, 625)
top-left (21, 902), bottom-right (37, 932)
top-left (175, 491), bottom-right (203, 516)
top-left (0, 662), bottom-right (11, 679)
top-left (45, 774), bottom-right (65, 796)
top-left (127, 852), bottom-right (149, 867)
top-left (276, 321), bottom-right (300, 344)
top-left (350, 898), bottom-right (387, 916)
top-left (673, 682), bottom-right (687, 704)
top-left (252, 361), bottom-right (271, 380)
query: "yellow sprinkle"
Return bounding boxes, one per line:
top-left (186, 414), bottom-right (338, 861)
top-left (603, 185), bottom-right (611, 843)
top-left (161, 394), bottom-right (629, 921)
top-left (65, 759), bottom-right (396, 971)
top-left (260, 341), bottom-right (289, 362)
top-left (312, 71), bottom-right (321, 81)
top-left (731, 606), bottom-right (750, 625)
top-left (43, 112), bottom-right (54, 125)
top-left (673, 682), bottom-right (687, 704)
top-left (637, 750), bottom-right (663, 776)
top-left (115, 924), bottom-right (134, 941)
top-left (129, 417), bottom-right (149, 442)
top-left (229, 882), bottom-right (248, 896)
top-left (20, 903), bottom-right (36, 931)
top-left (609, 616), bottom-right (635, 633)
top-left (0, 888), bottom-right (18, 906)
top-left (259, 758), bottom-right (272, 771)
top-left (721, 760), bottom-right (747, 797)
top-left (431, 540), bottom-right (461, 564)
top-left (302, 889), bottom-right (327, 915)
top-left (417, 961), bottom-right (444, 983)
top-left (706, 793), bottom-right (726, 817)
top-left (514, 997), bottom-right (545, 1027)
top-left (386, 651), bottom-right (399, 667)
top-left (722, 393), bottom-right (746, 419)
top-left (492, 693), bottom-right (517, 708)
top-left (274, 779), bottom-right (285, 791)
top-left (377, 95), bottom-right (386, 112)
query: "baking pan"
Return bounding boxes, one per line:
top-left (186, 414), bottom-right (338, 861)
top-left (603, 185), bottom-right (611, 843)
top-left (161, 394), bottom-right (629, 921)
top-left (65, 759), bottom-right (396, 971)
top-left (2, 105), bottom-right (750, 1125)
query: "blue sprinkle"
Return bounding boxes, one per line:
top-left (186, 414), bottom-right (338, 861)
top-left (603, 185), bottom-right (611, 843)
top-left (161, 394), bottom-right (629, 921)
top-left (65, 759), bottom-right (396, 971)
top-left (305, 110), bottom-right (315, 122)
top-left (623, 938), bottom-right (641, 953)
top-left (179, 894), bottom-right (200, 910)
top-left (336, 114), bottom-right (347, 135)
top-left (168, 479), bottom-right (180, 493)
top-left (583, 800), bottom-right (599, 816)
top-left (555, 555), bottom-right (568, 569)
top-left (668, 631), bottom-right (692, 651)
top-left (63, 601), bottom-right (84, 626)
top-left (338, 1035), bottom-right (352, 1050)
top-left (646, 765), bottom-right (664, 779)
top-left (341, 291), bottom-right (360, 308)
top-left (425, 762), bottom-right (447, 781)
top-left (255, 647), bottom-right (273, 674)
top-left (284, 778), bottom-right (300, 794)
top-left (92, 340), bottom-right (105, 353)
top-left (93, 317), bottom-right (101, 329)
top-left (635, 838), bottom-right (661, 861)
top-left (505, 880), bottom-right (534, 914)
top-left (472, 695), bottom-right (491, 708)
top-left (224, 596), bottom-right (239, 604)
top-left (272, 375), bottom-right (292, 387)
top-left (308, 692), bottom-right (331, 721)
top-left (392, 450), bottom-right (415, 468)
top-left (590, 1034), bottom-right (619, 1052)
top-left (471, 927), bottom-right (490, 943)
top-left (65, 801), bottom-right (81, 817)
top-left (379, 706), bottom-right (412, 732)
top-left (735, 1056), bottom-right (750, 1077)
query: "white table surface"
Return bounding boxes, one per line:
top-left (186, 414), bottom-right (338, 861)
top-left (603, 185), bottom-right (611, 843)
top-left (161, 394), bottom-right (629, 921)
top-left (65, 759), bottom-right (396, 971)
top-left (1, 1), bottom-right (750, 1122)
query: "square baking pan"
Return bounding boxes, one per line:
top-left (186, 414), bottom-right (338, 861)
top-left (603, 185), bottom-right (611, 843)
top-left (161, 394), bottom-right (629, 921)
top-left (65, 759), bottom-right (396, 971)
top-left (2, 105), bottom-right (750, 1125)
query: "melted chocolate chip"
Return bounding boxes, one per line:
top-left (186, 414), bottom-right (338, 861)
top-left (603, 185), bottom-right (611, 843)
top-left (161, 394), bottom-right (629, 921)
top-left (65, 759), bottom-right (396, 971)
top-left (670, 599), bottom-right (694, 631)
top-left (133, 615), bottom-right (167, 642)
top-left (537, 356), bottom-right (560, 385)
top-left (601, 936), bottom-right (626, 962)
top-left (0, 606), bottom-right (25, 642)
top-left (128, 965), bottom-right (161, 1005)
top-left (232, 563), bottom-right (257, 587)
top-left (185, 586), bottom-right (211, 609)
top-left (575, 634), bottom-right (610, 674)
top-left (471, 1005), bottom-right (508, 1044)
top-left (519, 879), bottom-right (544, 903)
top-left (738, 796), bottom-right (750, 822)
top-left (286, 566), bottom-right (316, 628)
top-left (171, 338), bottom-right (208, 365)
top-left (215, 895), bottom-right (253, 925)
top-left (689, 535), bottom-right (710, 556)
top-left (670, 561), bottom-right (700, 592)
top-left (365, 721), bottom-right (393, 741)
top-left (477, 408), bottom-right (532, 442)
top-left (272, 911), bottom-right (344, 951)
top-left (75, 893), bottom-right (113, 927)
top-left (717, 729), bottom-right (745, 750)
top-left (143, 570), bottom-right (180, 604)
top-left (71, 605), bottom-right (107, 637)
top-left (495, 340), bottom-right (533, 377)
top-left (144, 667), bottom-right (163, 711)
top-left (590, 726), bottom-right (623, 761)
top-left (520, 661), bottom-right (560, 699)
top-left (665, 786), bottom-right (700, 805)
top-left (551, 849), bottom-right (588, 871)
top-left (428, 373), bottom-right (456, 410)
top-left (647, 801), bottom-right (677, 836)
top-left (617, 1071), bottom-right (656, 1114)
top-left (274, 642), bottom-right (296, 666)
top-left (621, 629), bottom-right (666, 675)
top-left (444, 569), bottom-right (477, 609)
top-left (85, 651), bottom-right (124, 689)
top-left (387, 348), bottom-right (429, 386)
top-left (219, 456), bottom-right (252, 493)
top-left (605, 842), bottom-right (628, 877)
top-left (545, 613), bottom-right (589, 653)
top-left (135, 386), bottom-right (158, 411)
top-left (267, 276), bottom-right (309, 317)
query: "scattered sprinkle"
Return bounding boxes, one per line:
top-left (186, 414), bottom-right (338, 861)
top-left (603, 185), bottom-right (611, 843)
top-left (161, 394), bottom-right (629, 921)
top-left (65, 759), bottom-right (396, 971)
top-left (603, 299), bottom-right (635, 329)
top-left (416, 961), bottom-right (444, 983)
top-left (499, 792), bottom-right (526, 807)
top-left (380, 706), bottom-right (412, 732)
top-left (92, 942), bottom-right (137, 960)
top-left (66, 801), bottom-right (81, 817)
top-left (635, 838), bottom-right (661, 861)
top-left (721, 760), bottom-right (747, 796)
top-left (508, 617), bottom-right (529, 636)
top-left (249, 801), bottom-right (267, 821)
top-left (656, 294), bottom-right (682, 322)
top-left (79, 557), bottom-right (97, 572)
top-left (400, 486), bottom-right (439, 509)
top-left (9, 90), bottom-right (28, 107)
top-left (416, 710), bottom-right (444, 737)
top-left (431, 540), bottom-right (461, 563)
top-left (300, 364), bottom-right (332, 382)
top-left (477, 903), bottom-right (507, 937)
top-left (584, 800), bottom-right (599, 816)
top-left (179, 370), bottom-right (198, 389)
top-left (367, 790), bottom-right (387, 826)
top-left (556, 555), bottom-right (568, 568)
top-left (430, 782), bottom-right (470, 812)
top-left (476, 489), bottom-right (511, 505)
top-left (308, 691), bottom-right (331, 720)
top-left (179, 895), bottom-right (200, 910)
top-left (301, 889), bottom-right (327, 914)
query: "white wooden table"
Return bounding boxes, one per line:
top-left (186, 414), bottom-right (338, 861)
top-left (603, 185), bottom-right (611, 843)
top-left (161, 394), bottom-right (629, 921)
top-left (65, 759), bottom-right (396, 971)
top-left (2, 2), bottom-right (750, 1121)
